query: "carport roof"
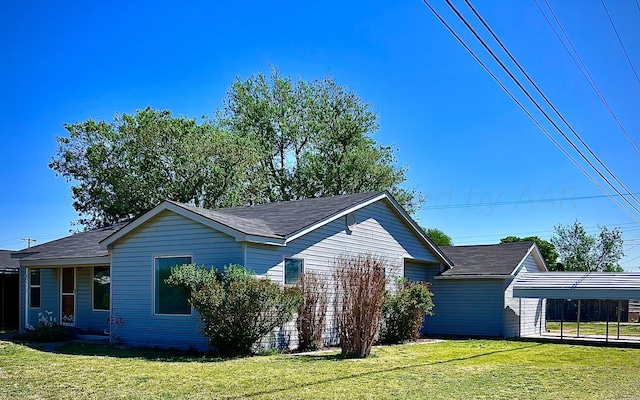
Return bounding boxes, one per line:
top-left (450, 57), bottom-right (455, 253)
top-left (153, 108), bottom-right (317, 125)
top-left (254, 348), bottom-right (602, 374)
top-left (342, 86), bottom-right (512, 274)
top-left (513, 272), bottom-right (640, 300)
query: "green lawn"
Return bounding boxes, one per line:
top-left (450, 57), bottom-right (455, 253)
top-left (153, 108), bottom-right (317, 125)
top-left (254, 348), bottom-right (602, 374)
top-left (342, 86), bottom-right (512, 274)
top-left (546, 322), bottom-right (640, 337)
top-left (1, 339), bottom-right (640, 399)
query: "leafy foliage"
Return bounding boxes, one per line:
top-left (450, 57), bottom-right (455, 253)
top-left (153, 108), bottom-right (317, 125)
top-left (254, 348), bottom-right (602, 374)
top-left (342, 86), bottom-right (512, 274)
top-left (379, 279), bottom-right (434, 344)
top-left (424, 228), bottom-right (453, 246)
top-left (167, 264), bottom-right (302, 356)
top-left (51, 68), bottom-right (420, 229)
top-left (295, 271), bottom-right (329, 352)
top-left (29, 311), bottom-right (67, 342)
top-left (500, 236), bottom-right (559, 270)
top-left (50, 108), bottom-right (257, 229)
top-left (550, 221), bottom-right (624, 272)
top-left (334, 253), bottom-right (388, 358)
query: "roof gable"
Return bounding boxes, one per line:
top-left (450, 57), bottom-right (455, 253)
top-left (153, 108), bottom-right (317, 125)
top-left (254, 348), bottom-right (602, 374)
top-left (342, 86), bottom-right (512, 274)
top-left (440, 242), bottom-right (546, 277)
top-left (99, 191), bottom-right (453, 266)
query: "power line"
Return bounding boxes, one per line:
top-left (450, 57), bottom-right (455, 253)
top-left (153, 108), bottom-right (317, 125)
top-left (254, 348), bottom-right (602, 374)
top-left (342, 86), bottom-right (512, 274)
top-left (534, 0), bottom-right (640, 159)
top-left (20, 238), bottom-right (37, 248)
top-left (421, 0), bottom-right (640, 222)
top-left (601, 0), bottom-right (640, 86)
top-left (458, 0), bottom-right (640, 214)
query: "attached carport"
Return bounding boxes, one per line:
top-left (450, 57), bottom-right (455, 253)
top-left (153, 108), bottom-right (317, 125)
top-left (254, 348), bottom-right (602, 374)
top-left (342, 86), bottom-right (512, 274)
top-left (513, 272), bottom-right (640, 343)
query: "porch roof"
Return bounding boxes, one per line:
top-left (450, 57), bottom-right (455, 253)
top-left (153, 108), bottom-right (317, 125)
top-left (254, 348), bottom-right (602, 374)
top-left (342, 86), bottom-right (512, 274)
top-left (513, 272), bottom-right (640, 300)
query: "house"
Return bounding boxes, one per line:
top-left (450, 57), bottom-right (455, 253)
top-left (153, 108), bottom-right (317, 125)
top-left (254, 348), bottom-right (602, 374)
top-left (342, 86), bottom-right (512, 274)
top-left (418, 242), bottom-right (548, 338)
top-left (0, 250), bottom-right (20, 330)
top-left (13, 191), bottom-right (453, 350)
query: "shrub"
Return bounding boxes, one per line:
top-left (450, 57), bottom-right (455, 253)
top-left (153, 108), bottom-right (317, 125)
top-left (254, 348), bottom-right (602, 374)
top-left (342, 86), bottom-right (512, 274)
top-left (30, 311), bottom-right (67, 342)
top-left (379, 278), bottom-right (433, 344)
top-left (334, 253), bottom-right (387, 358)
top-left (167, 264), bottom-right (302, 356)
top-left (296, 271), bottom-right (329, 352)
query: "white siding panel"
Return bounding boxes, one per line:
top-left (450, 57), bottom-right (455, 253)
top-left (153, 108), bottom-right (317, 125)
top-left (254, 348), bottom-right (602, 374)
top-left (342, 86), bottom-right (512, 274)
top-left (504, 254), bottom-right (546, 337)
top-left (110, 210), bottom-right (242, 351)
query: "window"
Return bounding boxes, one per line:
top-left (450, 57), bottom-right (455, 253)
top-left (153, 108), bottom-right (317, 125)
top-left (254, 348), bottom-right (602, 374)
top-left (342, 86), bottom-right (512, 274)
top-left (30, 269), bottom-right (41, 308)
top-left (93, 267), bottom-right (110, 311)
top-left (154, 256), bottom-right (192, 315)
top-left (284, 258), bottom-right (303, 285)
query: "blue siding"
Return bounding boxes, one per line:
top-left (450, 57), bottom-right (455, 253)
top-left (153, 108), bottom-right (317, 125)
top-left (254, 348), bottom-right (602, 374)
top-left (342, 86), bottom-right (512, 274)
top-left (110, 210), bottom-right (243, 350)
top-left (28, 268), bottom-right (59, 328)
top-left (245, 200), bottom-right (443, 347)
top-left (424, 278), bottom-right (506, 337)
top-left (75, 267), bottom-right (110, 333)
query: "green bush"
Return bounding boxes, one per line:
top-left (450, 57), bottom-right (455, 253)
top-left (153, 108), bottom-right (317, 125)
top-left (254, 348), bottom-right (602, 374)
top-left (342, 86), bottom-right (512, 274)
top-left (379, 278), bottom-right (433, 344)
top-left (167, 264), bottom-right (302, 356)
top-left (30, 311), bottom-right (67, 342)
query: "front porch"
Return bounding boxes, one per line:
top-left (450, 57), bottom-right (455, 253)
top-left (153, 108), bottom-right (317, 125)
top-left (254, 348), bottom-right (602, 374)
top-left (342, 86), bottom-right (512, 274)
top-left (24, 266), bottom-right (110, 335)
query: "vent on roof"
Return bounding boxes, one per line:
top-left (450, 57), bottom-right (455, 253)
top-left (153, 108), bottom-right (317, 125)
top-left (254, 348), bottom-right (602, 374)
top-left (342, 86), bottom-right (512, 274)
top-left (345, 212), bottom-right (357, 233)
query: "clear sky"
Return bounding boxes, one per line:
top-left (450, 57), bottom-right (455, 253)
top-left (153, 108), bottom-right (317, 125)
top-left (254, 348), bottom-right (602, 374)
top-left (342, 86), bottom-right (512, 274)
top-left (1, 1), bottom-right (639, 270)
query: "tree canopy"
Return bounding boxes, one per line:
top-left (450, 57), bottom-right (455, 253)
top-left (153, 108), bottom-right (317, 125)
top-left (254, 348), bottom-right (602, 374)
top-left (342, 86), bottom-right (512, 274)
top-left (424, 228), bottom-right (453, 247)
top-left (500, 236), bottom-right (559, 271)
top-left (50, 68), bottom-right (419, 229)
top-left (550, 221), bottom-right (624, 272)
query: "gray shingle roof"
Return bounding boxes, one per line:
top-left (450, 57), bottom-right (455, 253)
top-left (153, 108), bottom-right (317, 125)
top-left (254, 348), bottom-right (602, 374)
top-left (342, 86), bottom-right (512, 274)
top-left (173, 191), bottom-right (387, 238)
top-left (11, 222), bottom-right (128, 262)
top-left (440, 242), bottom-right (535, 276)
top-left (0, 250), bottom-right (20, 274)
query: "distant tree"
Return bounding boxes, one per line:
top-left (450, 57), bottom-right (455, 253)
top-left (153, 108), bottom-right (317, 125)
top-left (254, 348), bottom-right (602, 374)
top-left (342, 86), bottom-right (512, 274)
top-left (500, 236), bottom-right (559, 270)
top-left (550, 221), bottom-right (624, 272)
top-left (424, 228), bottom-right (453, 247)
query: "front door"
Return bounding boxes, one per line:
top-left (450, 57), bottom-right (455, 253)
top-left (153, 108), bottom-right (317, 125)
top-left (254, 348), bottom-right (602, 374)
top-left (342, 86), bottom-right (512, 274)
top-left (61, 268), bottom-right (75, 326)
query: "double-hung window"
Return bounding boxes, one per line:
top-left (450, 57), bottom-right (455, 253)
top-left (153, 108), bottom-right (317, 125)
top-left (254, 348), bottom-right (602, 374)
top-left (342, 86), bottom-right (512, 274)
top-left (30, 269), bottom-right (41, 308)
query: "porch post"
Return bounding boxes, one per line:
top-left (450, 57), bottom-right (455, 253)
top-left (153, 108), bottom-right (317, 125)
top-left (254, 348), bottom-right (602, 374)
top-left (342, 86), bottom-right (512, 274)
top-left (560, 299), bottom-right (564, 340)
top-left (577, 299), bottom-right (581, 338)
top-left (605, 300), bottom-right (610, 344)
top-left (617, 300), bottom-right (621, 340)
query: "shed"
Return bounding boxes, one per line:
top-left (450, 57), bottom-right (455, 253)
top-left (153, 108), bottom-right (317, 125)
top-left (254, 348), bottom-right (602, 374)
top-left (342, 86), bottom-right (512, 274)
top-left (408, 242), bottom-right (548, 338)
top-left (0, 250), bottom-right (20, 330)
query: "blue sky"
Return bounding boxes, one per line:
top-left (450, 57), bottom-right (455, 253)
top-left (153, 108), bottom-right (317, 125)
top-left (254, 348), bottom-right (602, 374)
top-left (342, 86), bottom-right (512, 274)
top-left (1, 1), bottom-right (639, 270)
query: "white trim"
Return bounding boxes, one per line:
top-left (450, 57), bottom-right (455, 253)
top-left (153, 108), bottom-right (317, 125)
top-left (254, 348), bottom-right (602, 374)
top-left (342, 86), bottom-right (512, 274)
top-left (29, 268), bottom-right (41, 309)
top-left (24, 267), bottom-right (29, 330)
top-left (152, 255), bottom-right (193, 317)
top-left (285, 193), bottom-right (388, 243)
top-left (91, 266), bottom-right (111, 312)
top-left (21, 257), bottom-right (110, 268)
top-left (283, 257), bottom-right (304, 285)
top-left (508, 243), bottom-right (548, 276)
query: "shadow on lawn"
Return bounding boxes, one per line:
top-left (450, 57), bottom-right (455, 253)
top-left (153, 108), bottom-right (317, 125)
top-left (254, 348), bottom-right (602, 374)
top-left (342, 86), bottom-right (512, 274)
top-left (227, 342), bottom-right (544, 399)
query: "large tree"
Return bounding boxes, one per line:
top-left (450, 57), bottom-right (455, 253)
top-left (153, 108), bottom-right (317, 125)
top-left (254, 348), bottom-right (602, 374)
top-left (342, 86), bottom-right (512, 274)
top-left (500, 236), bottom-right (559, 270)
top-left (51, 69), bottom-right (419, 228)
top-left (50, 108), bottom-right (257, 229)
top-left (220, 67), bottom-right (420, 213)
top-left (550, 221), bottom-right (624, 272)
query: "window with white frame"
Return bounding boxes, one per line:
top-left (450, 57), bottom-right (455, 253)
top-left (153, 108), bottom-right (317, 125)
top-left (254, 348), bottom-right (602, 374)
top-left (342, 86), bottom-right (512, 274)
top-left (93, 266), bottom-right (110, 311)
top-left (30, 269), bottom-right (41, 308)
top-left (154, 256), bottom-right (192, 315)
top-left (284, 258), bottom-right (303, 285)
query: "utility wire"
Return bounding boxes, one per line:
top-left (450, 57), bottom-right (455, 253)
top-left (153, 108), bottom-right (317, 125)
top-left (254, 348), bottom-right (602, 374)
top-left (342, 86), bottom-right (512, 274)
top-left (419, 0), bottom-right (640, 222)
top-left (534, 0), bottom-right (640, 159)
top-left (459, 0), bottom-right (640, 214)
top-left (601, 0), bottom-right (640, 86)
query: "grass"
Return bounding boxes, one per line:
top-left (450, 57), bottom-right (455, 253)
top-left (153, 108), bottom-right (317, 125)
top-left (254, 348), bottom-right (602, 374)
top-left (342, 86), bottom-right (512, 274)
top-left (1, 339), bottom-right (640, 399)
top-left (546, 322), bottom-right (640, 337)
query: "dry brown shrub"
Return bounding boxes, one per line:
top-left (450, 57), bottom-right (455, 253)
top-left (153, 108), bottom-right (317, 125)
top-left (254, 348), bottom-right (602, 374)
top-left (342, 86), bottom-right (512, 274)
top-left (333, 253), bottom-right (388, 358)
top-left (296, 271), bottom-right (329, 351)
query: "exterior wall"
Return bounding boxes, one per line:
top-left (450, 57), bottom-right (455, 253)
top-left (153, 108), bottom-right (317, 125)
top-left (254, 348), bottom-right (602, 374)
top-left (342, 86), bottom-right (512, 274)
top-left (110, 210), bottom-right (243, 350)
top-left (504, 253), bottom-right (546, 337)
top-left (423, 278), bottom-right (506, 337)
top-left (245, 200), bottom-right (442, 347)
top-left (75, 266), bottom-right (110, 333)
top-left (27, 268), bottom-right (59, 328)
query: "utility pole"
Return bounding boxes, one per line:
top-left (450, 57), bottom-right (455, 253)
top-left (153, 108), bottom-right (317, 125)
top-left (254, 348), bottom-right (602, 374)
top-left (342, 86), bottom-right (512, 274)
top-left (20, 238), bottom-right (37, 248)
